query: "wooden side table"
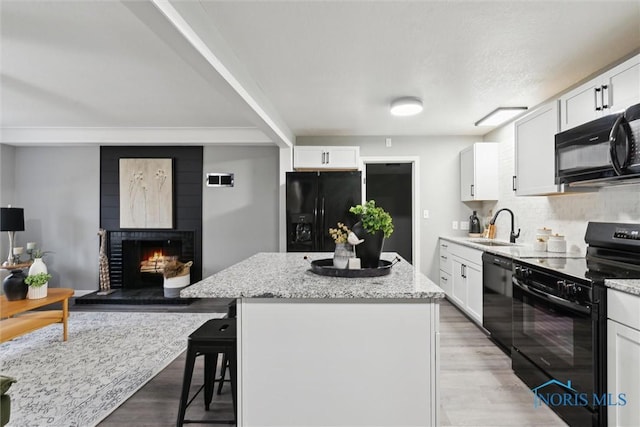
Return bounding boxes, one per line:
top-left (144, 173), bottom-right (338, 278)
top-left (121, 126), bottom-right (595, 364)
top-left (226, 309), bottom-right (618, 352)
top-left (0, 288), bottom-right (74, 343)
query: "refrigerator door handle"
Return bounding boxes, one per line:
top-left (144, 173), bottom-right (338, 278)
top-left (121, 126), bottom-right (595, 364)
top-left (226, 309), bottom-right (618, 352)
top-left (320, 197), bottom-right (326, 250)
top-left (313, 197), bottom-right (319, 249)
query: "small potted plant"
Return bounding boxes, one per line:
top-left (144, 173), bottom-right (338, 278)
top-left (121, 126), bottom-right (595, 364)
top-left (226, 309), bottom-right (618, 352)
top-left (349, 200), bottom-right (394, 268)
top-left (25, 272), bottom-right (52, 299)
top-left (328, 222), bottom-right (354, 269)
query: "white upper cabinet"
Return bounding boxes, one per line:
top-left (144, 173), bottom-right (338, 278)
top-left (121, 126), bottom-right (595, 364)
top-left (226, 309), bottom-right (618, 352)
top-left (460, 142), bottom-right (499, 201)
top-left (294, 146), bottom-right (360, 170)
top-left (559, 54), bottom-right (640, 131)
top-left (513, 100), bottom-right (561, 196)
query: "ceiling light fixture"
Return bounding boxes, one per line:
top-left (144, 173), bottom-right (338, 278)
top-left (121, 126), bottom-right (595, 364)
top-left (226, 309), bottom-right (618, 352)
top-left (474, 107), bottom-right (528, 127)
top-left (390, 97), bottom-right (423, 116)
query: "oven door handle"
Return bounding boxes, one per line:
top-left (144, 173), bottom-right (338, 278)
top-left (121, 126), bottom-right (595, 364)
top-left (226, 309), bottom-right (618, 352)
top-left (513, 278), bottom-right (591, 315)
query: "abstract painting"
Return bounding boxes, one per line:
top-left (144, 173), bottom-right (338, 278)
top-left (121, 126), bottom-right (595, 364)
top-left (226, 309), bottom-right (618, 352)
top-left (119, 158), bottom-right (173, 228)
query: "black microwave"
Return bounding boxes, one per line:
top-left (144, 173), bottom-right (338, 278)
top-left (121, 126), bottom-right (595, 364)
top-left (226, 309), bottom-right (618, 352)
top-left (555, 103), bottom-right (640, 187)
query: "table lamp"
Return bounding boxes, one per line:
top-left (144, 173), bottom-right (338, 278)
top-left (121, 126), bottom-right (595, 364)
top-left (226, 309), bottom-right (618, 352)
top-left (1, 206), bottom-right (25, 266)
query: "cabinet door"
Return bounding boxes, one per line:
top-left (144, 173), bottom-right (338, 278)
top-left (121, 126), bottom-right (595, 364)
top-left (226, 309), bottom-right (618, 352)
top-left (605, 54), bottom-right (640, 114)
top-left (607, 319), bottom-right (640, 427)
top-left (460, 147), bottom-right (475, 201)
top-left (325, 146), bottom-right (360, 169)
top-left (514, 101), bottom-right (560, 196)
top-left (465, 262), bottom-right (483, 325)
top-left (451, 257), bottom-right (466, 308)
top-left (559, 78), bottom-right (601, 131)
top-left (294, 147), bottom-right (325, 169)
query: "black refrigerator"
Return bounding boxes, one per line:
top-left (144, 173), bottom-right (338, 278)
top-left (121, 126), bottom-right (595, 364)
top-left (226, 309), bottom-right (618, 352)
top-left (286, 171), bottom-right (362, 252)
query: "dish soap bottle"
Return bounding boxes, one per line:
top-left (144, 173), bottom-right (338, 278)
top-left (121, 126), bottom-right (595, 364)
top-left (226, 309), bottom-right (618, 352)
top-left (469, 211), bottom-right (481, 234)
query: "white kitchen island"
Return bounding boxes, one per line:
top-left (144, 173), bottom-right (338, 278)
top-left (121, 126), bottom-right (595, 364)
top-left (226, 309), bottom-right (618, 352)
top-left (181, 252), bottom-right (444, 427)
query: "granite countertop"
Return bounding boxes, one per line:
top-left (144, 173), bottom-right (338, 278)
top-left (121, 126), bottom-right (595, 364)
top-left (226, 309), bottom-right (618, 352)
top-left (181, 252), bottom-right (444, 300)
top-left (439, 236), bottom-right (584, 259)
top-left (605, 280), bottom-right (640, 296)
top-left (441, 236), bottom-right (640, 297)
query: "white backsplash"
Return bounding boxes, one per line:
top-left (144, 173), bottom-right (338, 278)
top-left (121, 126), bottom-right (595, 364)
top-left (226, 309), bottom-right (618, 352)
top-left (480, 123), bottom-right (640, 255)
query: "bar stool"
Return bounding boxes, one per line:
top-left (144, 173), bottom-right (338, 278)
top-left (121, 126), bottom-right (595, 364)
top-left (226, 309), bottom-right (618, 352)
top-left (176, 318), bottom-right (237, 426)
top-left (216, 301), bottom-right (236, 396)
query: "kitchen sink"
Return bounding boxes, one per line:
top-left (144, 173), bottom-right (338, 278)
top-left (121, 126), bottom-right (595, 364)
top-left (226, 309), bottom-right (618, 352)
top-left (468, 239), bottom-right (516, 247)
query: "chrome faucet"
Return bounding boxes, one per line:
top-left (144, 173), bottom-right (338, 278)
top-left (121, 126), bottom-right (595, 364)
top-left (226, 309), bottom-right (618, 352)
top-left (489, 208), bottom-right (521, 243)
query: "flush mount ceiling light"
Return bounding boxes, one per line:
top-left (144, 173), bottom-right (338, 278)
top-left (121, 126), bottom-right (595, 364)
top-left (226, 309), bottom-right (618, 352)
top-left (474, 107), bottom-right (528, 127)
top-left (390, 97), bottom-right (423, 116)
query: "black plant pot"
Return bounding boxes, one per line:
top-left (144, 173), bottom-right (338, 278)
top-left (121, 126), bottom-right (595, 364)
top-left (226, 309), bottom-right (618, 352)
top-left (352, 222), bottom-right (385, 269)
top-left (3, 269), bottom-right (28, 301)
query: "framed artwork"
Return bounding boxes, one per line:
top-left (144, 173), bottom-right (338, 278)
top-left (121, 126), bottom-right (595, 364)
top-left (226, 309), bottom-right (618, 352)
top-left (119, 158), bottom-right (173, 229)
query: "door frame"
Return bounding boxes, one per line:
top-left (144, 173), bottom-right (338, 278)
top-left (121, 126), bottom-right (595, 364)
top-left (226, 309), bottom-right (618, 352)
top-left (360, 156), bottom-right (421, 274)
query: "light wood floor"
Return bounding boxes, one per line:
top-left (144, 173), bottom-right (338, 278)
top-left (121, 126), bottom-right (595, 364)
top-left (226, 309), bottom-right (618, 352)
top-left (95, 299), bottom-right (567, 426)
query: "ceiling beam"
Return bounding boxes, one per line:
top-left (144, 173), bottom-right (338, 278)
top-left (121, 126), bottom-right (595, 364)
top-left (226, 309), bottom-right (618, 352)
top-left (123, 0), bottom-right (294, 149)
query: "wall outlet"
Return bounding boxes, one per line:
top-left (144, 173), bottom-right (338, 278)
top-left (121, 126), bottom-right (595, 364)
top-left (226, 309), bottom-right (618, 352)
top-left (385, 137), bottom-right (392, 147)
top-left (460, 221), bottom-right (469, 230)
top-left (423, 209), bottom-right (429, 219)
top-left (452, 221), bottom-right (458, 230)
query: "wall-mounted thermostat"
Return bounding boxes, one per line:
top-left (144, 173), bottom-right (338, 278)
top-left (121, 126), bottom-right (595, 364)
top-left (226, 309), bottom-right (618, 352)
top-left (206, 173), bottom-right (234, 187)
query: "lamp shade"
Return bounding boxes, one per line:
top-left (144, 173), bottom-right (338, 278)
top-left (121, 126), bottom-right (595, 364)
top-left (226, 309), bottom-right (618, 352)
top-left (0, 207), bottom-right (25, 231)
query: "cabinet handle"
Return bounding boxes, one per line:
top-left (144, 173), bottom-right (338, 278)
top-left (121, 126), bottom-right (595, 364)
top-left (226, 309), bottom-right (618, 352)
top-left (326, 151), bottom-right (330, 164)
top-left (321, 152), bottom-right (326, 164)
top-left (601, 85), bottom-right (609, 109)
top-left (441, 255), bottom-right (447, 260)
top-left (441, 243), bottom-right (448, 248)
top-left (470, 184), bottom-right (474, 197)
top-left (441, 276), bottom-right (448, 281)
top-left (512, 175), bottom-right (517, 191)
top-left (595, 87), bottom-right (602, 111)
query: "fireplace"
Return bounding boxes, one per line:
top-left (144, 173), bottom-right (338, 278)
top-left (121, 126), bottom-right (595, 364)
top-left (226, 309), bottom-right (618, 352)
top-left (108, 231), bottom-right (197, 289)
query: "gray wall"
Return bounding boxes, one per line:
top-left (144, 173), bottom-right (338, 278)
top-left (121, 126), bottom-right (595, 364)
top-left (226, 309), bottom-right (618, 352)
top-left (202, 145), bottom-right (279, 276)
top-left (297, 136), bottom-right (478, 281)
top-left (11, 146), bottom-right (100, 290)
top-left (0, 144), bottom-right (17, 281)
top-left (1, 144), bottom-right (280, 292)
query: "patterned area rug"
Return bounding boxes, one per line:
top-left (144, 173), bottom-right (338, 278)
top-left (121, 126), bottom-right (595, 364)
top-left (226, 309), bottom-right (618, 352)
top-left (0, 311), bottom-right (221, 427)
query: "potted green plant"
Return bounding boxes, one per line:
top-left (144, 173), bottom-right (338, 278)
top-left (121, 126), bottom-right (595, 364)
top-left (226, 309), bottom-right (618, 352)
top-left (25, 272), bottom-right (52, 299)
top-left (349, 200), bottom-right (394, 268)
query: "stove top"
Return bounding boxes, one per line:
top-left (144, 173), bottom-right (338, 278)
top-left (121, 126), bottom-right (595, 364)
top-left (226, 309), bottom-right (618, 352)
top-left (516, 222), bottom-right (640, 285)
top-left (517, 256), bottom-right (640, 285)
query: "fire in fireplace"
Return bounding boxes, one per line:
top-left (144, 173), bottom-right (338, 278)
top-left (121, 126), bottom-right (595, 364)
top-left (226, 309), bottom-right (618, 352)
top-left (108, 230), bottom-right (197, 289)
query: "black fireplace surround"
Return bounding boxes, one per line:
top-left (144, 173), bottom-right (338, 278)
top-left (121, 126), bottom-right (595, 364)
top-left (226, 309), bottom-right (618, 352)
top-left (99, 146), bottom-right (203, 291)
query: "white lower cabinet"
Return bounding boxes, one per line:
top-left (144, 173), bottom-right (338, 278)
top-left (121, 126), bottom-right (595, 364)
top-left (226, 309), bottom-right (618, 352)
top-left (439, 239), bottom-right (483, 325)
top-left (607, 288), bottom-right (640, 427)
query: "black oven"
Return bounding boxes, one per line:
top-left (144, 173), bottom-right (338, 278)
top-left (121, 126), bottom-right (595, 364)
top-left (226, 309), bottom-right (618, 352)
top-left (512, 261), bottom-right (605, 427)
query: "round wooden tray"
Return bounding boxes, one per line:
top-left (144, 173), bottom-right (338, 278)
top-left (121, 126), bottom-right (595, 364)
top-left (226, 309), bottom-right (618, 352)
top-left (308, 258), bottom-right (397, 278)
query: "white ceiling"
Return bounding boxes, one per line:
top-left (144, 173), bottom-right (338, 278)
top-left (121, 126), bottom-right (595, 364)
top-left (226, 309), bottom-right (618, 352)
top-left (1, 0), bottom-right (639, 144)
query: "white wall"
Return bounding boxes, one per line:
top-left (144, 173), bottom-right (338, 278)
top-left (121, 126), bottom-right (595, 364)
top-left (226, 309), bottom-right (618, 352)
top-left (202, 145), bottom-right (279, 276)
top-left (482, 123), bottom-right (640, 254)
top-left (297, 135), bottom-right (479, 281)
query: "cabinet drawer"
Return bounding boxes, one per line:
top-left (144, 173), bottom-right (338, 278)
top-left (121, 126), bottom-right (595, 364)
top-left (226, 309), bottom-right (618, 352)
top-left (439, 271), bottom-right (452, 297)
top-left (447, 241), bottom-right (483, 266)
top-left (439, 240), bottom-right (451, 274)
top-left (608, 289), bottom-right (640, 331)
